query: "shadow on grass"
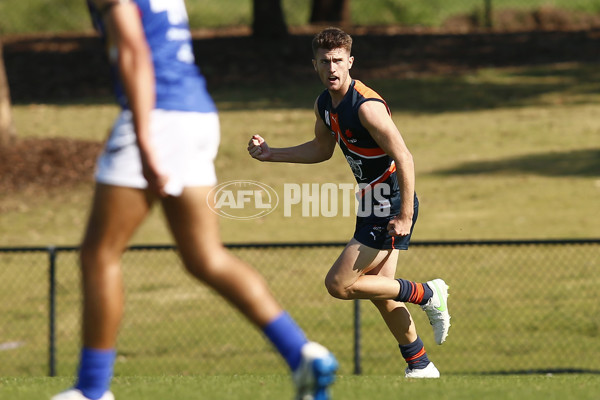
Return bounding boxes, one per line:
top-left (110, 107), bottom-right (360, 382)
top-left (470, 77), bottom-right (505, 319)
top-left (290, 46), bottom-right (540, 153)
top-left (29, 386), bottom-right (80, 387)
top-left (371, 63), bottom-right (600, 113)
top-left (434, 148), bottom-right (600, 177)
top-left (211, 63), bottom-right (600, 112)
top-left (10, 60), bottom-right (600, 114)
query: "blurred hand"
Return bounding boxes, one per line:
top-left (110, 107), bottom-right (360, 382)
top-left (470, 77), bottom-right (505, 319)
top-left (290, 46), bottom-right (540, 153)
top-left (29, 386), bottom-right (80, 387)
top-left (140, 149), bottom-right (169, 197)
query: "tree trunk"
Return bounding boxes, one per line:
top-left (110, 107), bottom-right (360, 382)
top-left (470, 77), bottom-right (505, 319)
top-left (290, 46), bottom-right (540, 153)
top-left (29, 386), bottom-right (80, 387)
top-left (252, 0), bottom-right (288, 38)
top-left (310, 0), bottom-right (351, 25)
top-left (0, 39), bottom-right (16, 146)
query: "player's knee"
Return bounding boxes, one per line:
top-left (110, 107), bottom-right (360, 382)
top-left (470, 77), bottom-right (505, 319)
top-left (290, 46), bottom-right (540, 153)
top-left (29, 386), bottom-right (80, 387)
top-left (324, 276), bottom-right (352, 300)
top-left (79, 243), bottom-right (117, 272)
top-left (182, 246), bottom-right (230, 281)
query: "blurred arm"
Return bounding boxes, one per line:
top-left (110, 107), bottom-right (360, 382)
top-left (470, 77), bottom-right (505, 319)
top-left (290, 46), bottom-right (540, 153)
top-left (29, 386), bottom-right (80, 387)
top-left (97, 0), bottom-right (167, 196)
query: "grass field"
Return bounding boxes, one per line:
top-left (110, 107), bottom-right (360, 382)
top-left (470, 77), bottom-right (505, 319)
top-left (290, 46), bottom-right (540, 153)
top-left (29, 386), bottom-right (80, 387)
top-left (2, 374), bottom-right (600, 400)
top-left (1, 54), bottom-right (599, 398)
top-left (2, 243), bottom-right (598, 378)
top-left (1, 0), bottom-right (599, 34)
top-left (3, 62), bottom-right (599, 246)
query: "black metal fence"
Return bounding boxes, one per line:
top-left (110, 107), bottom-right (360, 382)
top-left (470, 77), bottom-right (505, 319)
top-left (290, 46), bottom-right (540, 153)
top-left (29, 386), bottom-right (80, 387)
top-left (1, 239), bottom-right (599, 377)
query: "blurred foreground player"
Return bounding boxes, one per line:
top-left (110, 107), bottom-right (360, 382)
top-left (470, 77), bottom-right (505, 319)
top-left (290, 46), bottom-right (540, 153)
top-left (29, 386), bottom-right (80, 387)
top-left (248, 27), bottom-right (450, 378)
top-left (52, 1), bottom-right (337, 399)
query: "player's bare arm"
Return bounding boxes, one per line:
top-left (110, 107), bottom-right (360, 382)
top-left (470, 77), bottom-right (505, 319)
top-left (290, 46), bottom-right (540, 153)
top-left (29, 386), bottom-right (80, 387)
top-left (358, 100), bottom-right (415, 236)
top-left (100, 0), bottom-right (167, 197)
top-left (247, 99), bottom-right (336, 163)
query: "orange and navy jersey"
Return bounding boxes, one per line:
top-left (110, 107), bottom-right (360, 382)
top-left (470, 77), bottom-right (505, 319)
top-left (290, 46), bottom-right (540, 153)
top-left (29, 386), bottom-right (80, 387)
top-left (317, 79), bottom-right (401, 216)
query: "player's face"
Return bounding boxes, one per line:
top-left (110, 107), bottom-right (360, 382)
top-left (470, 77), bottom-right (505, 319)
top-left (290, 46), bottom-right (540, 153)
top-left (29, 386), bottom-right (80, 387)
top-left (313, 47), bottom-right (354, 94)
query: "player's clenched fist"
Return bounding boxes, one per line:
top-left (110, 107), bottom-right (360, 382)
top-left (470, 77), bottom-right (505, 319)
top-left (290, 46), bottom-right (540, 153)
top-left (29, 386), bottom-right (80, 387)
top-left (247, 134), bottom-right (272, 161)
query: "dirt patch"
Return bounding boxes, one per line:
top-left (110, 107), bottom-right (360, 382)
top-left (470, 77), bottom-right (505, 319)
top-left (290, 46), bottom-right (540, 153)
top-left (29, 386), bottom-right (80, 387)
top-left (0, 137), bottom-right (101, 197)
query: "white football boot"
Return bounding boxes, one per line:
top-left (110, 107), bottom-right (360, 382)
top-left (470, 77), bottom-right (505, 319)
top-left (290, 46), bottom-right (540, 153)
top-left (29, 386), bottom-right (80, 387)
top-left (405, 362), bottom-right (441, 378)
top-left (292, 342), bottom-right (338, 400)
top-left (420, 278), bottom-right (451, 345)
top-left (51, 388), bottom-right (114, 400)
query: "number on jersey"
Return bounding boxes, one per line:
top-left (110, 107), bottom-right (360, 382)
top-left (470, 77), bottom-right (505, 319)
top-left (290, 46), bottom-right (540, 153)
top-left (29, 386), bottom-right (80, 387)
top-left (150, 0), bottom-right (188, 25)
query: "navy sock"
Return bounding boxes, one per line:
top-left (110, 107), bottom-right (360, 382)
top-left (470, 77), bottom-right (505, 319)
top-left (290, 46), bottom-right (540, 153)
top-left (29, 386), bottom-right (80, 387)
top-left (75, 347), bottom-right (116, 400)
top-left (395, 279), bottom-right (433, 305)
top-left (399, 336), bottom-right (430, 370)
top-left (263, 311), bottom-right (308, 371)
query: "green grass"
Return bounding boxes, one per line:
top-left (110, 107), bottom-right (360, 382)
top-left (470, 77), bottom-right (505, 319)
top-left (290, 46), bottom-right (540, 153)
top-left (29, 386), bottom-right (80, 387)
top-left (2, 375), bottom-right (600, 400)
top-left (1, 243), bottom-right (598, 377)
top-left (0, 63), bottom-right (599, 392)
top-left (3, 62), bottom-right (599, 246)
top-left (1, 0), bottom-right (600, 34)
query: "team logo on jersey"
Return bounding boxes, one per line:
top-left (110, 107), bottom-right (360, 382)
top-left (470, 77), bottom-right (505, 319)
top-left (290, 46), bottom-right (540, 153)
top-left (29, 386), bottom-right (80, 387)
top-left (344, 129), bottom-right (357, 143)
top-left (346, 156), bottom-right (363, 180)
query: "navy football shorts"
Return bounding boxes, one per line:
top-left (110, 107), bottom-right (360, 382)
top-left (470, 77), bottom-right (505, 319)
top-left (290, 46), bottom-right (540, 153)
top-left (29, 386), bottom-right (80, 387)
top-left (353, 196), bottom-right (419, 250)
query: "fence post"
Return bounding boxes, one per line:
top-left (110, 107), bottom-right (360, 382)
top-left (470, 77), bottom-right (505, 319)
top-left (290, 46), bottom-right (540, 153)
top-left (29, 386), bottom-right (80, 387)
top-left (48, 246), bottom-right (57, 377)
top-left (353, 299), bottom-right (362, 375)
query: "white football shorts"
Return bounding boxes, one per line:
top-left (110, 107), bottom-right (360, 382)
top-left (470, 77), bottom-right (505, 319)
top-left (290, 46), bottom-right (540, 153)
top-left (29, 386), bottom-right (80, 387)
top-left (95, 109), bottom-right (220, 196)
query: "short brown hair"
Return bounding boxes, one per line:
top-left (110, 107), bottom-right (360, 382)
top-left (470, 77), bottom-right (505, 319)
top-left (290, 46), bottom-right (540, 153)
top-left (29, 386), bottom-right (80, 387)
top-left (312, 27), bottom-right (352, 57)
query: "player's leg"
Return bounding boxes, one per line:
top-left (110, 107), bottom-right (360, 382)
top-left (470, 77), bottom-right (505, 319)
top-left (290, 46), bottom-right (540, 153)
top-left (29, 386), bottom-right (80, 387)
top-left (395, 274), bottom-right (451, 346)
top-left (161, 186), bottom-right (283, 325)
top-left (365, 253), bottom-right (416, 344)
top-left (328, 211), bottom-right (450, 345)
top-left (367, 258), bottom-right (439, 378)
top-left (324, 239), bottom-right (438, 304)
top-left (324, 240), bottom-right (441, 377)
top-left (81, 184), bottom-right (152, 348)
top-left (161, 187), bottom-right (337, 398)
top-left (53, 184), bottom-right (153, 400)
top-left (324, 238), bottom-right (401, 300)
